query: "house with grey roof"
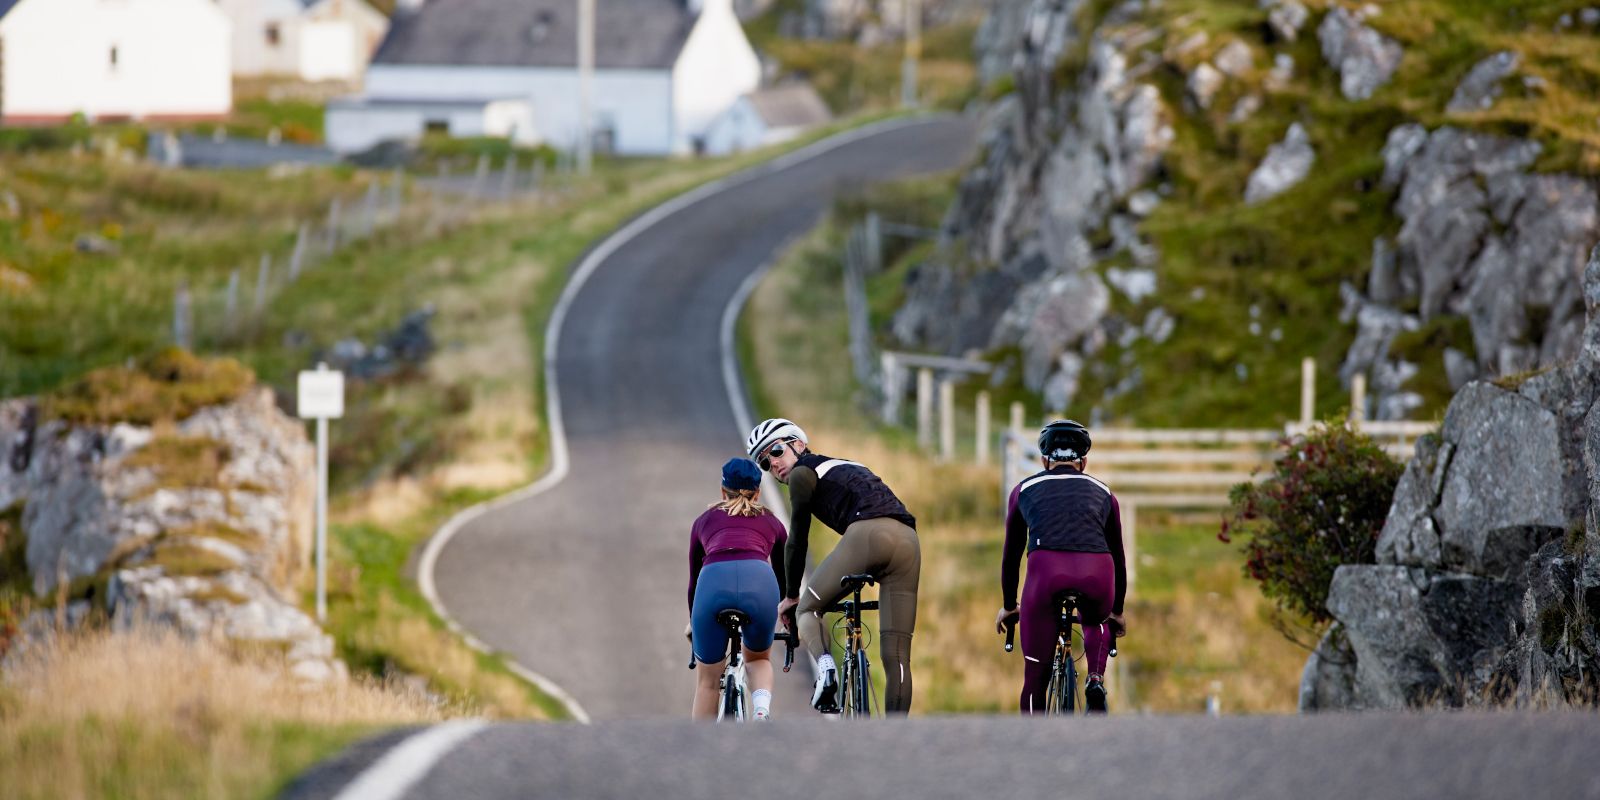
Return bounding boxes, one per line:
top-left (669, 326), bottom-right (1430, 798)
top-left (0, 0), bottom-right (231, 124)
top-left (325, 0), bottom-right (760, 156)
top-left (702, 82), bottom-right (832, 155)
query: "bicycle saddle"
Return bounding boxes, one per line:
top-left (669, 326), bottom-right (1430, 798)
top-left (716, 610), bottom-right (750, 629)
top-left (840, 573), bottom-right (878, 590)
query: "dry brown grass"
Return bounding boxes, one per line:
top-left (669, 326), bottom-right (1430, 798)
top-left (0, 625), bottom-right (444, 799)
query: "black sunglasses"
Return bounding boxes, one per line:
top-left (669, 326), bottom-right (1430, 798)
top-left (756, 441), bottom-right (788, 471)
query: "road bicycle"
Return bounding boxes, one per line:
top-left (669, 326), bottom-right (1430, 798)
top-left (825, 573), bottom-right (880, 718)
top-left (688, 610), bottom-right (797, 722)
top-left (1004, 590), bottom-right (1117, 715)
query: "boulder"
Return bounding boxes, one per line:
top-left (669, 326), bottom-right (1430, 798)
top-left (1328, 565), bottom-right (1522, 707)
top-left (1245, 122), bottom-right (1315, 203)
top-left (1264, 0), bottom-right (1309, 42)
top-left (1318, 6), bottom-right (1403, 100)
top-left (1187, 62), bottom-right (1224, 109)
top-left (1447, 51), bottom-right (1520, 113)
top-left (1213, 40), bottom-right (1254, 77)
top-left (1433, 384), bottom-right (1566, 577)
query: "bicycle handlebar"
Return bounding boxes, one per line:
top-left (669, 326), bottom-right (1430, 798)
top-left (774, 630), bottom-right (797, 673)
top-left (1004, 619), bottom-right (1016, 652)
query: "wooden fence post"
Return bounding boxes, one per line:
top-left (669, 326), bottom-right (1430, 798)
top-left (1300, 357), bottom-right (1316, 428)
top-left (1351, 372), bottom-right (1367, 425)
top-left (173, 282), bottom-right (192, 350)
top-left (472, 154), bottom-right (490, 201)
top-left (325, 198), bottom-right (342, 253)
top-left (253, 253), bottom-right (271, 317)
top-left (975, 391), bottom-right (991, 466)
top-left (917, 367), bottom-right (934, 450)
top-left (1010, 401), bottom-right (1025, 438)
top-left (939, 379), bottom-right (955, 462)
top-left (289, 223), bottom-right (308, 280)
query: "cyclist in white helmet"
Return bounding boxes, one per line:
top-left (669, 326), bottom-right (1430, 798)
top-left (746, 418), bottom-right (922, 715)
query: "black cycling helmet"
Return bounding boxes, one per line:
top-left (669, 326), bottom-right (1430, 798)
top-left (1038, 419), bottom-right (1091, 462)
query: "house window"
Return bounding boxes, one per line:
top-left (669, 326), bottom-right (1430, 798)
top-left (265, 24), bottom-right (282, 47)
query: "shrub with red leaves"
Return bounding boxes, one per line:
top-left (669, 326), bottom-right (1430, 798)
top-left (1220, 421), bottom-right (1404, 625)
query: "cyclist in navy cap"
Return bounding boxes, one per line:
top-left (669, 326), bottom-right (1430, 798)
top-left (686, 457), bottom-right (789, 720)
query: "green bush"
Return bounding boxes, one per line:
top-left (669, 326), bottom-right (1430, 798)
top-left (1219, 421), bottom-right (1404, 624)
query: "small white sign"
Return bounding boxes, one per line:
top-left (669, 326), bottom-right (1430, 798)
top-left (297, 368), bottom-right (345, 419)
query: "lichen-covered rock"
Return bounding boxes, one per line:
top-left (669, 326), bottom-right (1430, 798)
top-left (0, 378), bottom-right (335, 682)
top-left (1245, 122), bottom-right (1315, 203)
top-left (1187, 62), bottom-right (1224, 109)
top-left (1318, 6), bottom-right (1403, 100)
top-left (1447, 51), bottom-right (1520, 113)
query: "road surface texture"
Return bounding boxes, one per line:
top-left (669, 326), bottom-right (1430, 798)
top-left (285, 713), bottom-right (1600, 799)
top-left (425, 116), bottom-right (978, 722)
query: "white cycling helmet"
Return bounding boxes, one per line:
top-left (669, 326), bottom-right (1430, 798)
top-left (746, 418), bottom-right (807, 458)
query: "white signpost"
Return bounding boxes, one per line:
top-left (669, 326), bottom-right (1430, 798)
top-left (297, 363), bottom-right (344, 622)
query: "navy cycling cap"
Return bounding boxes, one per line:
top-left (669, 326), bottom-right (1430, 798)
top-left (722, 457), bottom-right (763, 491)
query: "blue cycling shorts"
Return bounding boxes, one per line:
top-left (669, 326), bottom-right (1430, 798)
top-left (691, 558), bottom-right (780, 664)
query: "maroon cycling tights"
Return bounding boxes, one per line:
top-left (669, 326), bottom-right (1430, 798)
top-left (1019, 549), bottom-right (1114, 715)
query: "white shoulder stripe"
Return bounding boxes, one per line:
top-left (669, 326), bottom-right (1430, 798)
top-left (815, 459), bottom-right (865, 479)
top-left (1018, 472), bottom-right (1111, 496)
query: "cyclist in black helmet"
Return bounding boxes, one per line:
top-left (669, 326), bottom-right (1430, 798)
top-left (745, 418), bottom-right (922, 715)
top-left (996, 420), bottom-right (1127, 714)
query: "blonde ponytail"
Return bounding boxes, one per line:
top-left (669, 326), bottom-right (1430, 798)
top-left (714, 488), bottom-right (767, 518)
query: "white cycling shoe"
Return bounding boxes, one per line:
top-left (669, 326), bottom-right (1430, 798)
top-left (812, 667), bottom-right (840, 713)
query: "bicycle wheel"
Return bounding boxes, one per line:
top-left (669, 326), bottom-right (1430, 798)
top-left (721, 670), bottom-right (743, 721)
top-left (1063, 647), bottom-right (1078, 714)
top-left (852, 649), bottom-right (872, 717)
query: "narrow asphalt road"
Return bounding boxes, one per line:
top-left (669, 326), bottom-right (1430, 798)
top-left (426, 117), bottom-right (979, 721)
top-left (285, 713), bottom-right (1600, 800)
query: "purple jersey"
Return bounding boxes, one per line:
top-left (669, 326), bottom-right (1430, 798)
top-left (688, 506), bottom-right (788, 610)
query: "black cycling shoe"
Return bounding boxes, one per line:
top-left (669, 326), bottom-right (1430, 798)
top-left (1085, 678), bottom-right (1108, 714)
top-left (812, 667), bottom-right (841, 714)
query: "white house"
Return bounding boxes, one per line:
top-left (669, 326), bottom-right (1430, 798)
top-left (325, 0), bottom-right (761, 156)
top-left (216, 0), bottom-right (388, 83)
top-left (702, 83), bottom-right (832, 155)
top-left (0, 0), bottom-right (231, 123)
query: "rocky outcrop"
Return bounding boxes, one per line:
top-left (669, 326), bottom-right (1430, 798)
top-left (0, 383), bottom-right (343, 682)
top-left (1302, 247), bottom-right (1600, 710)
top-left (1341, 125), bottom-right (1599, 415)
top-left (893, 0), bottom-right (1173, 410)
top-left (1317, 6), bottom-right (1403, 100)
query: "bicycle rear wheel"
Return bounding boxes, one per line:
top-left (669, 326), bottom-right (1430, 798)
top-left (721, 671), bottom-right (745, 721)
top-left (851, 649), bottom-right (872, 717)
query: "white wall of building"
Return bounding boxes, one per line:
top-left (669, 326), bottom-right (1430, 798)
top-left (672, 0), bottom-right (760, 153)
top-left (363, 65), bottom-right (675, 155)
top-left (701, 96), bottom-right (763, 155)
top-left (326, 98), bottom-right (535, 153)
top-left (219, 0), bottom-right (385, 81)
top-left (0, 0), bottom-right (231, 121)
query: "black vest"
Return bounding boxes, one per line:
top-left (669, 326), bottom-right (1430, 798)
top-left (796, 452), bottom-right (916, 534)
top-left (1015, 465), bottom-right (1113, 553)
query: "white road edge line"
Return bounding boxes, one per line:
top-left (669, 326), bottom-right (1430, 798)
top-left (415, 113), bottom-right (948, 727)
top-left (330, 720), bottom-right (489, 800)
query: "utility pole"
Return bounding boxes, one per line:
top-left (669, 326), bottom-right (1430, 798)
top-left (900, 0), bottom-right (921, 108)
top-left (576, 0), bottom-right (595, 176)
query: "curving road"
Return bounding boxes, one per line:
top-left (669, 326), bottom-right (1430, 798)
top-left (422, 116), bottom-right (979, 722)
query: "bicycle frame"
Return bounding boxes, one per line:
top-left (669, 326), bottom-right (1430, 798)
top-left (688, 612), bottom-right (797, 722)
top-left (828, 574), bottom-right (880, 718)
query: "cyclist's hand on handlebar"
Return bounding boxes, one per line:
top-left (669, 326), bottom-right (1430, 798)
top-left (1107, 612), bottom-right (1126, 638)
top-left (777, 597), bottom-right (798, 630)
top-left (995, 606), bottom-right (1019, 635)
